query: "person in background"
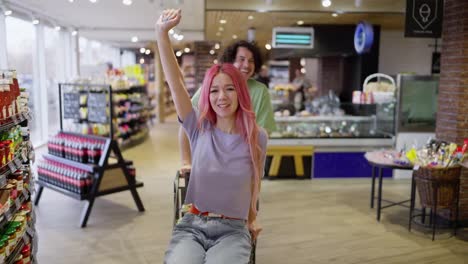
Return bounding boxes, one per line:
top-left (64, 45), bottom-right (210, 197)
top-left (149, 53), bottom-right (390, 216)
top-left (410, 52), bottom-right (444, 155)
top-left (255, 65), bottom-right (271, 88)
top-left (179, 40), bottom-right (276, 174)
top-left (156, 9), bottom-right (267, 263)
top-left (290, 68), bottom-right (312, 111)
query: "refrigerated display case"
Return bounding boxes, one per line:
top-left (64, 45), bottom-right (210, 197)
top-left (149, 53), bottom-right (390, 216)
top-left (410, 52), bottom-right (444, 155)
top-left (267, 102), bottom-right (395, 178)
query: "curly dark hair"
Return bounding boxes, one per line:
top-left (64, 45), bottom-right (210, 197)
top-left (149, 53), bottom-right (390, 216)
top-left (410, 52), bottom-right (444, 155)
top-left (219, 40), bottom-right (263, 74)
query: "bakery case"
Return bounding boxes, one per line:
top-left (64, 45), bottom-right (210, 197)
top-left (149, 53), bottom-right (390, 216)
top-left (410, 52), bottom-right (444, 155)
top-left (267, 102), bottom-right (395, 178)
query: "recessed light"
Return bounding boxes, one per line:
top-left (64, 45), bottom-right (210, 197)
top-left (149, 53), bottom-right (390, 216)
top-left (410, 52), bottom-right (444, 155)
top-left (213, 59), bottom-right (218, 64)
top-left (248, 15), bottom-right (254, 20)
top-left (4, 10), bottom-right (12, 16)
top-left (32, 19), bottom-right (39, 25)
top-left (219, 19), bottom-right (227, 24)
top-left (177, 35), bottom-right (184, 40)
top-left (232, 34), bottom-right (238, 39)
top-left (265, 44), bottom-right (271, 50)
top-left (131, 36), bottom-right (138, 42)
top-left (145, 49), bottom-right (151, 55)
top-left (139, 58), bottom-right (145, 64)
top-left (140, 48), bottom-right (146, 53)
top-left (71, 30), bottom-right (78, 36)
top-left (209, 50), bottom-right (215, 55)
top-left (169, 29), bottom-right (175, 35)
top-left (322, 0), bottom-right (331, 7)
top-left (184, 47), bottom-right (190, 53)
top-left (54, 26), bottom-right (61, 31)
top-left (297, 20), bottom-right (304, 25)
top-left (69, 0), bottom-right (74, 2)
top-left (176, 51), bottom-right (183, 57)
top-left (332, 13), bottom-right (338, 17)
top-left (123, 0), bottom-right (132, 5)
top-left (90, 0), bottom-right (98, 3)
top-left (214, 43), bottom-right (220, 49)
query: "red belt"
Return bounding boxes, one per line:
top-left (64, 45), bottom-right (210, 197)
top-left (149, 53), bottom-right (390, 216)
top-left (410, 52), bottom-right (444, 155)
top-left (189, 205), bottom-right (244, 221)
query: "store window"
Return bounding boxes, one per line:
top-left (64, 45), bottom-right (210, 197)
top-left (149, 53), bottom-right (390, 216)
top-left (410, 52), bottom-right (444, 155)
top-left (44, 26), bottom-right (60, 136)
top-left (79, 37), bottom-right (121, 78)
top-left (5, 16), bottom-right (38, 142)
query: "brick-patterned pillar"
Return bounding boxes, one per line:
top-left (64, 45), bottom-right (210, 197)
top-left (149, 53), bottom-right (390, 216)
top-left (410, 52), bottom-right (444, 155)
top-left (436, 0), bottom-right (468, 222)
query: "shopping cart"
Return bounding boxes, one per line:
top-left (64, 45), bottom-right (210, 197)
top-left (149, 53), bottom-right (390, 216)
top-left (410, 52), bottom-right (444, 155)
top-left (173, 171), bottom-right (257, 264)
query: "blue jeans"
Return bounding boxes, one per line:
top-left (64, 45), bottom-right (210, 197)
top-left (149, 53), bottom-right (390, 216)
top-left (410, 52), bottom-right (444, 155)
top-left (164, 213), bottom-right (252, 264)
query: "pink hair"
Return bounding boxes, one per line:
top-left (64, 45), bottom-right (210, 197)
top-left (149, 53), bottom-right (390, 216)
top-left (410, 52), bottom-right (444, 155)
top-left (198, 63), bottom-right (262, 216)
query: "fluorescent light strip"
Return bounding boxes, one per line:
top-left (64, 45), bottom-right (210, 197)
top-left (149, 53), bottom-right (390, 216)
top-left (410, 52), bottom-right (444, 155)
top-left (276, 34), bottom-right (311, 40)
top-left (275, 39), bottom-right (311, 44)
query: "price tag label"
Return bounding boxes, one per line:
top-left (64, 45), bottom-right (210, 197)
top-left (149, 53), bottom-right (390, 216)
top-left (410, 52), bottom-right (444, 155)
top-left (14, 158), bottom-right (22, 168)
top-left (22, 189), bottom-right (29, 200)
top-left (7, 162), bottom-right (16, 172)
top-left (15, 198), bottom-right (21, 210)
top-left (26, 226), bottom-right (35, 237)
top-left (5, 210), bottom-right (12, 220)
top-left (22, 233), bottom-right (30, 244)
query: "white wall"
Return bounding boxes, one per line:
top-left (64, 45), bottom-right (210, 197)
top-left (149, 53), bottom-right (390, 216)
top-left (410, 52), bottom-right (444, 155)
top-left (379, 30), bottom-right (440, 76)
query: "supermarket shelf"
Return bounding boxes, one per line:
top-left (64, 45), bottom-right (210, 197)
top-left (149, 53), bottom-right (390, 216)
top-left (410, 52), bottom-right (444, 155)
top-left (0, 110), bottom-right (30, 133)
top-left (0, 192), bottom-right (27, 232)
top-left (42, 154), bottom-right (97, 173)
top-left (36, 180), bottom-right (87, 201)
top-left (0, 151), bottom-right (26, 188)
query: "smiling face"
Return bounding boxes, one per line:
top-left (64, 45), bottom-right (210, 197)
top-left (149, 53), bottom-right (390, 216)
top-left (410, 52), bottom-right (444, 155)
top-left (209, 72), bottom-right (239, 120)
top-left (233, 47), bottom-right (255, 80)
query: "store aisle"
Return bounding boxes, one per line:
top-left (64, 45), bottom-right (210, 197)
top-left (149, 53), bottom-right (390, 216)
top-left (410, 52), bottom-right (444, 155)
top-left (35, 116), bottom-right (467, 264)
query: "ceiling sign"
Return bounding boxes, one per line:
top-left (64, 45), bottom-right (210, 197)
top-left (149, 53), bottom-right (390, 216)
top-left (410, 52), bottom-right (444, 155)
top-left (354, 21), bottom-right (374, 54)
top-left (272, 27), bottom-right (314, 49)
top-left (405, 0), bottom-right (443, 38)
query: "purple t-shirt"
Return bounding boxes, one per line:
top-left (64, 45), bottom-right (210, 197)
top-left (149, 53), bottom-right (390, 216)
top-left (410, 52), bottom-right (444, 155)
top-left (180, 109), bottom-right (268, 220)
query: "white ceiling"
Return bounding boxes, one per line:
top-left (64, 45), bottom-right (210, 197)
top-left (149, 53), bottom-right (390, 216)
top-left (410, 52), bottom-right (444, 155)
top-left (4, 0), bottom-right (205, 47)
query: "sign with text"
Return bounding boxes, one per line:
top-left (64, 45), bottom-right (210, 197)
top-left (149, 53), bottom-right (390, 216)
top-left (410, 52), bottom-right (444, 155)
top-left (405, 0), bottom-right (443, 38)
top-left (63, 92), bottom-right (80, 119)
top-left (87, 93), bottom-right (108, 123)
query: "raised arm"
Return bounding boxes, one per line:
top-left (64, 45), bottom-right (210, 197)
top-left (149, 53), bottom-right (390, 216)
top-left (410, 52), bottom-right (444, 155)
top-left (155, 9), bottom-right (192, 121)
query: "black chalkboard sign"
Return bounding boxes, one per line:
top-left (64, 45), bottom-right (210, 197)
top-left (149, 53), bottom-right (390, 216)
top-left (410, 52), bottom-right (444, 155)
top-left (87, 93), bottom-right (108, 123)
top-left (63, 92), bottom-right (80, 119)
top-left (405, 0), bottom-right (443, 38)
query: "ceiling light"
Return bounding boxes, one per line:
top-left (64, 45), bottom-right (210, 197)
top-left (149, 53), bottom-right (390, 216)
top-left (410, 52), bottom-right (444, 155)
top-left (209, 50), bottom-right (215, 55)
top-left (214, 43), bottom-right (220, 49)
top-left (169, 29), bottom-right (175, 35)
top-left (173, 33), bottom-right (179, 39)
top-left (131, 36), bottom-right (138, 42)
top-left (184, 47), bottom-right (190, 53)
top-left (332, 13), bottom-right (338, 17)
top-left (297, 20), bottom-right (304, 25)
top-left (219, 27), bottom-right (224, 32)
top-left (140, 48), bottom-right (146, 53)
top-left (139, 58), bottom-right (145, 64)
top-left (300, 68), bottom-right (306, 74)
top-left (232, 34), bottom-right (238, 39)
top-left (69, 0), bottom-right (74, 2)
top-left (4, 9), bottom-right (12, 16)
top-left (248, 15), bottom-right (254, 20)
top-left (90, 0), bottom-right (98, 3)
top-left (300, 58), bottom-right (306, 66)
top-left (213, 59), bottom-right (218, 64)
top-left (145, 49), bottom-right (151, 55)
top-left (177, 35), bottom-right (184, 40)
top-left (322, 0), bottom-right (331, 7)
top-left (122, 0), bottom-right (132, 5)
top-left (32, 19), bottom-right (39, 25)
top-left (265, 44), bottom-right (271, 50)
top-left (219, 19), bottom-right (227, 24)
top-left (54, 26), bottom-right (61, 31)
top-left (176, 51), bottom-right (183, 57)
top-left (71, 30), bottom-right (78, 36)
top-left (216, 32), bottom-right (221, 36)
top-left (257, 9), bottom-right (267, 13)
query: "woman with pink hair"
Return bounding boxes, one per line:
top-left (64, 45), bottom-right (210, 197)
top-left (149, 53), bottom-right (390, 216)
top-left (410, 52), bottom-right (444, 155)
top-left (156, 9), bottom-right (267, 264)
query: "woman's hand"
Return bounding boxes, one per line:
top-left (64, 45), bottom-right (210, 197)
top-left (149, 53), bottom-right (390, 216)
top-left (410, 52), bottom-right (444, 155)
top-left (155, 9), bottom-right (181, 37)
top-left (248, 220), bottom-right (263, 241)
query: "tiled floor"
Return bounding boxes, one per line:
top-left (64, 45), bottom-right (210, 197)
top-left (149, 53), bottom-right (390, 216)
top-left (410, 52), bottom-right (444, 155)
top-left (35, 116), bottom-right (468, 263)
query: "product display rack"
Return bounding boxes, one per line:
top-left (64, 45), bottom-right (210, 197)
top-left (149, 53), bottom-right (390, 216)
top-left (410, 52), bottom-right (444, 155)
top-left (0, 71), bottom-right (37, 263)
top-left (35, 84), bottom-right (145, 228)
